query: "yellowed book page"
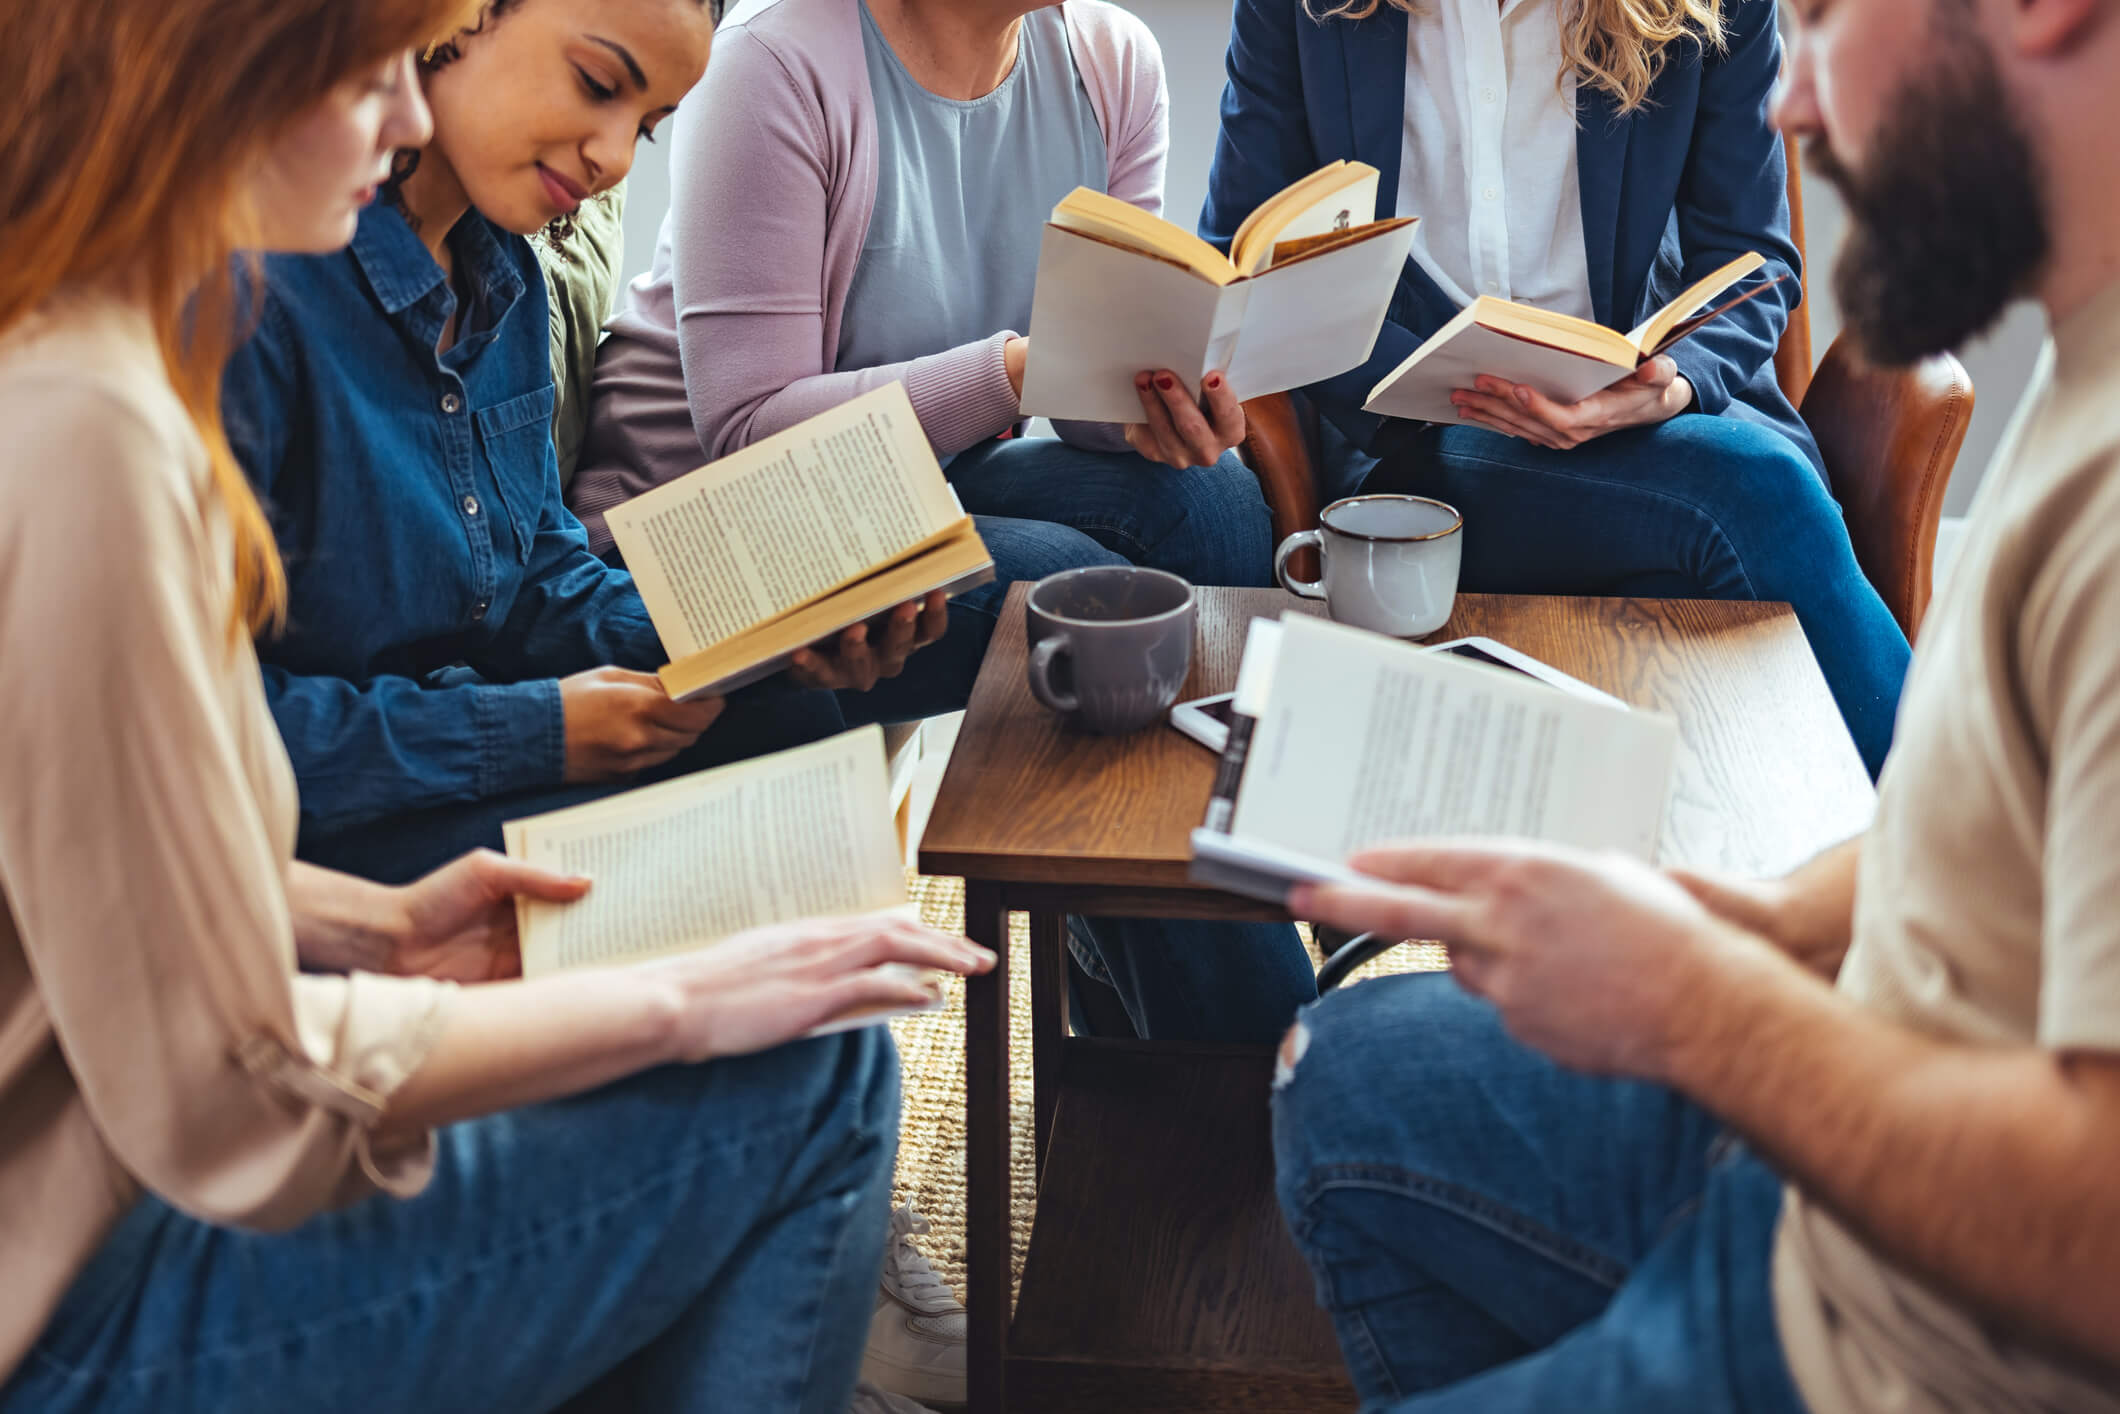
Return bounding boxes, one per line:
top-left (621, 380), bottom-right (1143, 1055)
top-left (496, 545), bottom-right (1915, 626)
top-left (1050, 187), bottom-right (1239, 286)
top-left (1474, 298), bottom-right (1640, 365)
top-left (1231, 161), bottom-right (1380, 277)
top-left (1625, 251), bottom-right (1767, 353)
top-left (660, 521), bottom-right (993, 701)
top-left (506, 727), bottom-right (906, 978)
top-left (604, 383), bottom-right (960, 660)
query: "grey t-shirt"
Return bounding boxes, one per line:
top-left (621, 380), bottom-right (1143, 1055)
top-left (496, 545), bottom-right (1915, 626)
top-left (837, 1), bottom-right (1108, 372)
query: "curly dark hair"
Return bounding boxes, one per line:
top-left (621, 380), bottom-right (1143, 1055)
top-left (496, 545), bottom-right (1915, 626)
top-left (383, 0), bottom-right (580, 244)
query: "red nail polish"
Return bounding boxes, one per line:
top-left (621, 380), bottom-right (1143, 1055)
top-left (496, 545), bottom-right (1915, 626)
top-left (1156, 374), bottom-right (1176, 391)
top-left (1205, 374), bottom-right (1222, 390)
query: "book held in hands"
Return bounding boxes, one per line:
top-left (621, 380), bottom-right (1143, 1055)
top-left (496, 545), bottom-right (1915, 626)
top-left (604, 383), bottom-right (994, 701)
top-left (1363, 252), bottom-right (1778, 425)
top-left (1189, 615), bottom-right (1681, 904)
top-left (1019, 162), bottom-right (1418, 424)
top-left (504, 727), bottom-right (938, 1034)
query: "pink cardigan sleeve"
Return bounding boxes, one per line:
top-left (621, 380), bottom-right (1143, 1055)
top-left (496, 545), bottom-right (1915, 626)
top-left (669, 27), bottom-right (1022, 460)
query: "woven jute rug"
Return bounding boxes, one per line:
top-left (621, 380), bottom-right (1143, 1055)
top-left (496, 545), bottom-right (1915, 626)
top-left (887, 873), bottom-right (1449, 1299)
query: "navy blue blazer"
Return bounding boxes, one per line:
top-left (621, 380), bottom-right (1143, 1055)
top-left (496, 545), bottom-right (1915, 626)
top-left (1199, 0), bottom-right (1820, 475)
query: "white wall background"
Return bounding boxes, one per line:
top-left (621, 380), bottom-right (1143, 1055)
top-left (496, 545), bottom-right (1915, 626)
top-left (620, 0), bottom-right (2045, 513)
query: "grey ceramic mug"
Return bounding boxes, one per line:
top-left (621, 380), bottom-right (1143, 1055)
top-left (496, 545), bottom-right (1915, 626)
top-left (1025, 566), bottom-right (1196, 734)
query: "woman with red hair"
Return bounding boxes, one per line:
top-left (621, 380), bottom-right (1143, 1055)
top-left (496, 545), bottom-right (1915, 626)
top-left (0, 3), bottom-right (989, 1410)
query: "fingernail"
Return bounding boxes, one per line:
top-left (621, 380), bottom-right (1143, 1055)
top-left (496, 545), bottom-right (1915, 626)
top-left (1135, 373), bottom-right (1151, 388)
top-left (1156, 374), bottom-right (1175, 391)
top-left (1204, 373), bottom-right (1222, 390)
top-left (1514, 388), bottom-right (1531, 406)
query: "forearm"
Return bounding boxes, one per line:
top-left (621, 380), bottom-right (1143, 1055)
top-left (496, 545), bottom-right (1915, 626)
top-left (1667, 934), bottom-right (2120, 1367)
top-left (266, 667), bottom-right (565, 831)
top-left (690, 320), bottom-right (1019, 461)
top-left (484, 548), bottom-right (664, 679)
top-left (285, 861), bottom-right (405, 973)
top-left (377, 968), bottom-right (677, 1141)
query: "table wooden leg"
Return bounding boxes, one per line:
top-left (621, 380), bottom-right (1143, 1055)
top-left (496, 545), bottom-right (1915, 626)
top-left (963, 882), bottom-right (1011, 1414)
top-left (1028, 912), bottom-right (1065, 1182)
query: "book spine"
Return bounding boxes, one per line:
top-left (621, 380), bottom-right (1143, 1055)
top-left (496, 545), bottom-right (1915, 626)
top-left (1200, 710), bottom-right (1258, 835)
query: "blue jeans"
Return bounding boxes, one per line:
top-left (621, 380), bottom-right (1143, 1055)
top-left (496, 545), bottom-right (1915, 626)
top-left (944, 435), bottom-right (1277, 589)
top-left (1273, 975), bottom-right (1806, 1413)
top-left (1, 1031), bottom-right (901, 1414)
top-left (1358, 416), bottom-right (1910, 779)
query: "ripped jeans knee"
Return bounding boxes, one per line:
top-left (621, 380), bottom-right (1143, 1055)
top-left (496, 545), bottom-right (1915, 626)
top-left (1274, 1009), bottom-right (1315, 1091)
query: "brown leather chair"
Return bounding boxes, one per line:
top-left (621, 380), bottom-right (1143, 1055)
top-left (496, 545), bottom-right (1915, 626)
top-left (1237, 136), bottom-right (1975, 641)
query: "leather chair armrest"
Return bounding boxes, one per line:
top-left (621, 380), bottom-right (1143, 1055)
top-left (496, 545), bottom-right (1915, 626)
top-left (1239, 392), bottom-right (1325, 580)
top-left (1800, 337), bottom-right (1973, 641)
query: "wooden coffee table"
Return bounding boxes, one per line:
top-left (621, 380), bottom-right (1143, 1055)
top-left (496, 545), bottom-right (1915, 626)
top-left (917, 587), bottom-right (1874, 1413)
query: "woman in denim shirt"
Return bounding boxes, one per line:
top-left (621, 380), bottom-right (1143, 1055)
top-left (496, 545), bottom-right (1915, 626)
top-left (221, 0), bottom-right (1100, 886)
top-left (227, 0), bottom-right (1318, 1074)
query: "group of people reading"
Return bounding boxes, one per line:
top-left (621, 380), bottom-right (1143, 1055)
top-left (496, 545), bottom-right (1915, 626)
top-left (3, 0), bottom-right (2116, 1406)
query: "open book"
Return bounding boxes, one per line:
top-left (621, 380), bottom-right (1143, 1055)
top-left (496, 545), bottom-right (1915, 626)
top-left (1364, 252), bottom-right (1777, 425)
top-left (605, 383), bottom-right (995, 701)
top-left (1019, 164), bottom-right (1418, 424)
top-left (1188, 615), bottom-right (1680, 904)
top-left (503, 727), bottom-right (936, 1032)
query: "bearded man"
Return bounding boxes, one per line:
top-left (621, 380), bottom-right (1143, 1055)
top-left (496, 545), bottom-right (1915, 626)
top-left (1267, 0), bottom-right (2120, 1405)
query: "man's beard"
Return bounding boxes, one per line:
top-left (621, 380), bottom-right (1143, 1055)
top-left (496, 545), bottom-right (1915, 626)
top-left (1808, 25), bottom-right (2049, 367)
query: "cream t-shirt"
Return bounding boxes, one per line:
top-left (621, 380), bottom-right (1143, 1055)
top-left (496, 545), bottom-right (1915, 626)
top-left (1772, 282), bottom-right (2120, 1411)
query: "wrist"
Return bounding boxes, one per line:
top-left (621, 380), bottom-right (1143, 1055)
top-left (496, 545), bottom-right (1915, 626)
top-left (636, 961), bottom-right (703, 1066)
top-left (1003, 337), bottom-right (1027, 400)
top-left (1648, 918), bottom-right (1780, 1087)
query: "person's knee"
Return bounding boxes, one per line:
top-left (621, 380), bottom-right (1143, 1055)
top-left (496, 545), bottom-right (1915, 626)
top-left (1160, 452), bottom-right (1274, 585)
top-left (1674, 418), bottom-right (1838, 530)
top-left (975, 515), bottom-right (1127, 583)
top-left (1272, 975), bottom-right (1509, 1163)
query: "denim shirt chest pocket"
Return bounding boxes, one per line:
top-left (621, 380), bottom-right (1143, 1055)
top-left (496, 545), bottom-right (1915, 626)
top-left (473, 383), bottom-right (557, 564)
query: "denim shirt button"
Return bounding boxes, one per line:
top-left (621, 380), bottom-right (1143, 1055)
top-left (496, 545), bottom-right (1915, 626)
top-left (462, 494), bottom-right (480, 517)
top-left (470, 599), bottom-right (488, 622)
top-left (440, 392), bottom-right (463, 414)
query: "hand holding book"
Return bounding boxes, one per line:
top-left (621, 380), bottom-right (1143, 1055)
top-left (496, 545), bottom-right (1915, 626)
top-left (785, 590), bottom-right (950, 693)
top-left (1286, 836), bottom-right (1731, 1081)
top-left (1448, 355), bottom-right (1692, 451)
top-left (1364, 254), bottom-right (1784, 429)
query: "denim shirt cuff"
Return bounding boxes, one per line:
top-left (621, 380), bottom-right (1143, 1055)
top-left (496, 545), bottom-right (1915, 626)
top-left (474, 678), bottom-right (567, 796)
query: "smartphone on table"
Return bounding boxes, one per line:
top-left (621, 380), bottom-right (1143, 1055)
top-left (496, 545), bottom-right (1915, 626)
top-left (1167, 634), bottom-right (1621, 752)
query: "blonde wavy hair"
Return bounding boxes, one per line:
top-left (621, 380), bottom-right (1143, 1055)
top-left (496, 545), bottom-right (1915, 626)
top-left (1312, 0), bottom-right (1729, 114)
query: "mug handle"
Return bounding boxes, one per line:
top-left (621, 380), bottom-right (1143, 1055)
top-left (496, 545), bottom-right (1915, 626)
top-left (1274, 530), bottom-right (1326, 600)
top-left (1026, 635), bottom-right (1080, 713)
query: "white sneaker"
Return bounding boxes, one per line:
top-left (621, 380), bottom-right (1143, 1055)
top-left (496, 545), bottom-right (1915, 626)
top-left (848, 1382), bottom-right (935, 1414)
top-left (860, 1204), bottom-right (967, 1407)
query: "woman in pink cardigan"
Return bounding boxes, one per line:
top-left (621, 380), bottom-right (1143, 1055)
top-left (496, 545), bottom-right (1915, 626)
top-left (569, 0), bottom-right (1318, 1201)
top-left (572, 0), bottom-right (1275, 587)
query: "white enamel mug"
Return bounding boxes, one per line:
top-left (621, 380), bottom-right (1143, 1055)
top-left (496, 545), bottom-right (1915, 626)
top-left (1273, 494), bottom-right (1464, 638)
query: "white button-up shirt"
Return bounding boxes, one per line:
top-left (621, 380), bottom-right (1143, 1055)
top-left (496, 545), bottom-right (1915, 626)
top-left (1397, 0), bottom-right (1595, 320)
